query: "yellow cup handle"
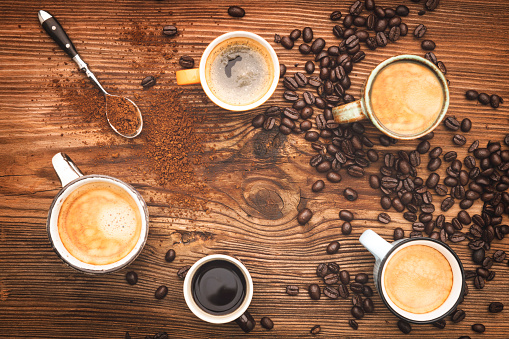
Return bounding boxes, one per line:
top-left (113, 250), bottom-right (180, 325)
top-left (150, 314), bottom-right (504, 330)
top-left (176, 68), bottom-right (200, 85)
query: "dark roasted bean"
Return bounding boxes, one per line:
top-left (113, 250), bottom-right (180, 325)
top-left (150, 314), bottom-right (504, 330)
top-left (451, 309), bottom-right (465, 323)
top-left (308, 284), bottom-right (321, 300)
top-left (465, 90), bottom-right (478, 100)
top-left (252, 114), bottom-right (265, 128)
top-left (478, 93), bottom-right (490, 105)
top-left (126, 271), bottom-right (138, 285)
top-left (179, 55), bottom-right (195, 68)
top-left (290, 29), bottom-right (301, 41)
top-left (350, 0), bottom-right (364, 15)
top-left (162, 25), bottom-right (178, 37)
top-left (286, 285), bottom-right (299, 296)
top-left (393, 227), bottom-right (404, 240)
top-left (279, 64), bottom-right (286, 78)
top-left (428, 158), bottom-right (442, 171)
top-left (177, 265), bottom-right (191, 279)
top-left (311, 38), bottom-right (325, 54)
top-left (324, 286), bottom-right (340, 299)
top-left (489, 302), bottom-right (504, 313)
top-left (491, 94), bottom-right (502, 108)
top-left (303, 27), bottom-right (313, 42)
top-left (453, 134), bottom-right (467, 146)
top-left (414, 24), bottom-right (427, 38)
top-left (165, 249), bottom-right (176, 262)
top-left (378, 212), bottom-right (391, 224)
top-left (155, 285), bottom-right (168, 299)
top-left (327, 241), bottom-right (340, 254)
top-left (297, 208), bottom-right (313, 225)
top-left (342, 221), bottom-right (352, 235)
top-left (343, 188), bottom-right (358, 201)
top-left (397, 320), bottom-right (412, 334)
top-left (228, 6), bottom-right (245, 17)
top-left (339, 210), bottom-right (354, 221)
top-left (280, 36), bottom-right (294, 49)
top-left (310, 325), bottom-right (321, 334)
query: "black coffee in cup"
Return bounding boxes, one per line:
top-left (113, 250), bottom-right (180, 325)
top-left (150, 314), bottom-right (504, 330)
top-left (191, 260), bottom-right (247, 315)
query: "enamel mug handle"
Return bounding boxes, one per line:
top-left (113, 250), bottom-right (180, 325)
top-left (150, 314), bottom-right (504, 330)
top-left (332, 99), bottom-right (368, 123)
top-left (52, 152), bottom-right (83, 187)
top-left (359, 229), bottom-right (393, 261)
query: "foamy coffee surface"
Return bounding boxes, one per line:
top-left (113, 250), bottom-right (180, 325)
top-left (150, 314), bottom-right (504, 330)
top-left (384, 245), bottom-right (453, 314)
top-left (370, 61), bottom-right (444, 136)
top-left (205, 37), bottom-right (272, 106)
top-left (58, 181), bottom-right (142, 265)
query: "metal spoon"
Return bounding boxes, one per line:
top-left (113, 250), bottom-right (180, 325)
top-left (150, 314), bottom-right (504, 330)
top-left (38, 10), bottom-right (143, 138)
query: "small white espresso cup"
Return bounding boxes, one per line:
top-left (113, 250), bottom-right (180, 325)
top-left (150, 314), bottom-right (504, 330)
top-left (183, 254), bottom-right (255, 333)
top-left (359, 230), bottom-right (465, 323)
top-left (176, 31), bottom-right (280, 111)
top-left (47, 153), bottom-right (149, 274)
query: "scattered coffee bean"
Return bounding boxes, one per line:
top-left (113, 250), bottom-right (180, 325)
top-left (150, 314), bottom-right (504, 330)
top-left (303, 27), bottom-right (313, 42)
top-left (433, 319), bottom-right (446, 329)
top-left (327, 241), bottom-right (340, 254)
top-left (465, 90), bottom-right (478, 100)
top-left (491, 94), bottom-right (501, 108)
top-left (493, 250), bottom-right (506, 262)
top-left (308, 284), bottom-right (321, 300)
top-left (349, 319), bottom-right (358, 330)
top-left (141, 75), bottom-right (156, 89)
top-left (228, 6), bottom-right (245, 17)
top-left (472, 324), bottom-right (485, 333)
top-left (414, 24), bottom-right (427, 38)
top-left (297, 208), bottom-right (313, 225)
top-left (155, 285), bottom-right (168, 299)
top-left (290, 29), bottom-right (301, 41)
top-left (351, 305), bottom-right (364, 319)
top-left (444, 116), bottom-right (460, 131)
top-left (453, 134), bottom-right (467, 146)
top-left (393, 227), bottom-right (404, 240)
top-left (330, 10), bottom-right (342, 21)
top-left (343, 188), bottom-right (358, 201)
top-left (378, 212), bottom-right (391, 224)
top-left (263, 116), bottom-right (276, 130)
top-left (342, 222), bottom-right (352, 235)
top-left (281, 36), bottom-right (294, 49)
top-left (126, 271), bottom-right (138, 285)
top-left (311, 38), bottom-right (325, 54)
top-left (362, 298), bottom-right (374, 313)
top-left (310, 325), bottom-right (321, 335)
top-left (451, 309), bottom-right (466, 323)
top-left (286, 285), bottom-right (299, 296)
top-left (261, 317), bottom-right (274, 330)
top-left (478, 93), bottom-right (490, 105)
top-left (425, 52), bottom-right (438, 65)
top-left (324, 286), bottom-right (340, 299)
top-left (339, 210), bottom-right (354, 221)
top-left (488, 302), bottom-right (503, 313)
top-left (162, 25), bottom-right (178, 37)
top-left (312, 180), bottom-right (325, 192)
top-left (437, 61), bottom-right (446, 74)
top-left (179, 56), bottom-right (195, 68)
top-left (177, 265), bottom-right (191, 279)
top-left (397, 319), bottom-right (412, 334)
top-left (421, 40), bottom-right (436, 50)
top-left (280, 64), bottom-right (286, 78)
top-left (396, 5), bottom-right (409, 16)
top-left (355, 273), bottom-right (368, 284)
top-left (165, 249), bottom-right (176, 262)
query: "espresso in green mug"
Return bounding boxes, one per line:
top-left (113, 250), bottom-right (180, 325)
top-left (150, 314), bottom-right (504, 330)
top-left (332, 55), bottom-right (449, 140)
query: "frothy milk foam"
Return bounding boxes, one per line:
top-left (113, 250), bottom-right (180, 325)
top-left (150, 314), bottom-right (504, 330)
top-left (370, 61), bottom-right (444, 136)
top-left (58, 181), bottom-right (142, 265)
top-left (205, 37), bottom-right (273, 106)
top-left (384, 245), bottom-right (453, 314)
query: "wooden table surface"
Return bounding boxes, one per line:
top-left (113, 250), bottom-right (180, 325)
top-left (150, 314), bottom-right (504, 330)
top-left (1, 0), bottom-right (508, 337)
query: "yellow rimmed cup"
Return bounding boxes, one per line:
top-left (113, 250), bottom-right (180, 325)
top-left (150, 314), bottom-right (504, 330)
top-left (332, 55), bottom-right (449, 140)
top-left (176, 31), bottom-right (279, 111)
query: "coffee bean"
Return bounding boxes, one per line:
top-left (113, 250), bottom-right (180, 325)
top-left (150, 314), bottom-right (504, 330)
top-left (310, 325), bottom-right (321, 334)
top-left (493, 250), bottom-right (506, 262)
top-left (465, 90), bottom-right (478, 100)
top-left (281, 36), bottom-right (294, 49)
top-left (491, 94), bottom-right (501, 108)
top-left (311, 38), bottom-right (325, 54)
top-left (474, 275), bottom-right (485, 289)
top-left (330, 10), bottom-right (342, 21)
top-left (450, 232), bottom-right (466, 243)
top-left (426, 173), bottom-right (440, 188)
top-left (433, 319), bottom-right (446, 329)
top-left (312, 180), bottom-right (325, 193)
top-left (336, 270), bottom-right (350, 286)
top-left (274, 34), bottom-right (281, 43)
top-left (351, 305), bottom-right (364, 319)
top-left (362, 298), bottom-right (374, 313)
top-left (141, 75), bottom-right (157, 89)
top-left (339, 221), bottom-right (352, 236)
top-left (228, 6), bottom-right (245, 17)
top-left (297, 208), bottom-right (313, 225)
top-left (320, 285), bottom-right (339, 300)
top-left (162, 25), bottom-right (178, 36)
top-left (414, 24), bottom-right (427, 38)
top-left (471, 324), bottom-right (485, 333)
top-left (451, 309), bottom-right (466, 323)
top-left (261, 317), bottom-right (274, 330)
top-left (339, 210), bottom-right (354, 221)
top-left (350, 0), bottom-right (364, 15)
top-left (424, 52), bottom-right (438, 65)
top-left (355, 273), bottom-right (368, 284)
top-left (165, 249), bottom-right (176, 263)
top-left (280, 64), bottom-right (286, 78)
top-left (489, 302), bottom-right (504, 313)
top-left (177, 265), bottom-right (191, 279)
top-left (441, 197), bottom-right (454, 212)
top-left (303, 61), bottom-right (315, 74)
top-left (295, 72), bottom-right (308, 87)
top-left (421, 40), bottom-right (436, 50)
top-left (324, 273), bottom-right (339, 285)
top-left (286, 285), bottom-right (299, 296)
top-left (155, 285), bottom-right (168, 299)
top-left (378, 212), bottom-right (391, 224)
top-left (179, 55), bottom-right (195, 68)
top-left (429, 146), bottom-right (443, 158)
top-left (348, 319), bottom-right (359, 330)
top-left (316, 263), bottom-right (329, 278)
top-left (478, 93), bottom-right (490, 105)
top-left (428, 158), bottom-right (442, 171)
top-left (299, 43), bottom-right (311, 55)
top-left (457, 211), bottom-right (471, 225)
top-left (391, 227), bottom-right (404, 241)
top-left (472, 248), bottom-right (485, 264)
top-left (425, 0), bottom-right (440, 10)
top-left (126, 271), bottom-right (138, 285)
top-left (397, 320), bottom-right (412, 334)
top-left (263, 116), bottom-right (276, 130)
top-left (252, 114), bottom-right (265, 128)
top-left (437, 61), bottom-right (447, 74)
top-left (327, 241), bottom-right (340, 254)
top-left (388, 26), bottom-right (401, 41)
top-left (308, 284), bottom-right (321, 300)
top-left (290, 29), bottom-right (301, 41)
top-left (444, 116), bottom-right (460, 131)
top-left (376, 31), bottom-right (388, 46)
top-left (302, 27), bottom-right (313, 43)
top-left (343, 188), bottom-right (358, 201)
top-left (453, 134), bottom-right (467, 146)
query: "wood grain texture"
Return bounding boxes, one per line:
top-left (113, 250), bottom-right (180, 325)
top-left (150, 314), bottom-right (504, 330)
top-left (1, 0), bottom-right (509, 338)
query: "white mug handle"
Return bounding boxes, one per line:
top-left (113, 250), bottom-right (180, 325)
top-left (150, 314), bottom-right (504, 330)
top-left (52, 152), bottom-right (83, 186)
top-left (359, 229), bottom-right (393, 261)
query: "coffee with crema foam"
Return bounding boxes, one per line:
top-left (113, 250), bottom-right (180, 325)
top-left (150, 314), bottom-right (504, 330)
top-left (57, 181), bottom-right (142, 265)
top-left (370, 61), bottom-right (444, 136)
top-left (205, 37), bottom-right (273, 106)
top-left (383, 245), bottom-right (453, 314)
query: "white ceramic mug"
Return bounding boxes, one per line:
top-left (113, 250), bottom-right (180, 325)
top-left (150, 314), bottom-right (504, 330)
top-left (359, 230), bottom-right (465, 323)
top-left (176, 31), bottom-right (279, 111)
top-left (47, 153), bottom-right (149, 274)
top-left (183, 254), bottom-right (255, 333)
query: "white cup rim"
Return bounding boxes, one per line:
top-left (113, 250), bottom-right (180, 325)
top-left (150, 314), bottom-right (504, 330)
top-left (183, 254), bottom-right (253, 324)
top-left (47, 175), bottom-right (149, 274)
top-left (198, 31), bottom-right (279, 111)
top-left (378, 238), bottom-right (464, 323)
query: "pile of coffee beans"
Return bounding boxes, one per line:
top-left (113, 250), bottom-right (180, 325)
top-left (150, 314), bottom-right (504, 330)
top-left (465, 90), bottom-right (504, 108)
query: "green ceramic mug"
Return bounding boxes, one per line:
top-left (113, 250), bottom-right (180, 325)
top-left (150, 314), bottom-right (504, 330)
top-left (332, 55), bottom-right (449, 140)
